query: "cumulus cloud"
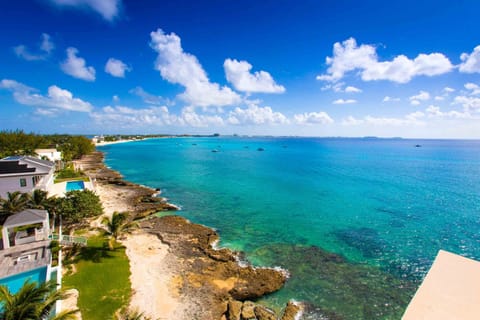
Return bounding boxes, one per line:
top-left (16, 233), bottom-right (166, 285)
top-left (104, 58), bottom-right (130, 77)
top-left (333, 98), bottom-right (357, 105)
top-left (0, 79), bottom-right (93, 113)
top-left (344, 86), bottom-right (362, 93)
top-left (434, 96), bottom-right (445, 101)
top-left (91, 105), bottom-right (176, 127)
top-left (342, 112), bottom-right (425, 126)
top-left (425, 105), bottom-right (470, 119)
top-left (227, 103), bottom-right (288, 125)
top-left (383, 96), bottom-right (400, 102)
top-left (294, 112), bottom-right (333, 125)
top-left (14, 33), bottom-right (54, 61)
top-left (150, 28), bottom-right (241, 108)
top-left (48, 0), bottom-right (122, 21)
top-left (317, 38), bottom-right (453, 83)
top-left (409, 91), bottom-right (430, 105)
top-left (443, 87), bottom-right (455, 93)
top-left (61, 47), bottom-right (96, 81)
top-left (464, 83), bottom-right (480, 95)
top-left (180, 106), bottom-right (225, 127)
top-left (129, 86), bottom-right (166, 105)
top-left (223, 59), bottom-right (285, 93)
top-left (453, 95), bottom-right (480, 113)
top-left (459, 45), bottom-right (480, 73)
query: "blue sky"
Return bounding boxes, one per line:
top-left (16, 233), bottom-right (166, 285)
top-left (1, 0), bottom-right (480, 138)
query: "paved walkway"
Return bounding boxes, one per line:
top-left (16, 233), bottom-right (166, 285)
top-left (403, 250), bottom-right (480, 320)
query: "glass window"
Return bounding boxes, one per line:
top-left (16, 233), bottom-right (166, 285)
top-left (20, 178), bottom-right (27, 187)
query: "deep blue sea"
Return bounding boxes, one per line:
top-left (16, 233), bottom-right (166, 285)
top-left (99, 137), bottom-right (480, 319)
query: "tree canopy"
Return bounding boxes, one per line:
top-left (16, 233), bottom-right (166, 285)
top-left (0, 130), bottom-right (94, 160)
top-left (56, 189), bottom-right (103, 224)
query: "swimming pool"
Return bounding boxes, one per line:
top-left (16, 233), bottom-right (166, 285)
top-left (66, 180), bottom-right (85, 191)
top-left (0, 266), bottom-right (47, 293)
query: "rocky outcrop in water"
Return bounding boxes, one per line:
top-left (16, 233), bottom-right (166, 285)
top-left (141, 215), bottom-right (303, 320)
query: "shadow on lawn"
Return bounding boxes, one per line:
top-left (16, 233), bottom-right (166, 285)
top-left (65, 240), bottom-right (123, 264)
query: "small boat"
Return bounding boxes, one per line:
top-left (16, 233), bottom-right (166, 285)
top-left (257, 148), bottom-right (265, 151)
top-left (415, 144), bottom-right (422, 148)
top-left (211, 149), bottom-right (219, 153)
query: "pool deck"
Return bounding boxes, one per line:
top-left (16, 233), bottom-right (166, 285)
top-left (48, 179), bottom-right (95, 197)
top-left (403, 250), bottom-right (480, 320)
top-left (0, 240), bottom-right (51, 279)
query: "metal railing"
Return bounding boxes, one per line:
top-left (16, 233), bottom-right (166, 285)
top-left (48, 234), bottom-right (87, 246)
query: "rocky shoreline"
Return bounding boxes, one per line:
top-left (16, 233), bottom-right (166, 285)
top-left (76, 151), bottom-right (303, 320)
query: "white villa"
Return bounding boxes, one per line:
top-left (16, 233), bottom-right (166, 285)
top-left (0, 156), bottom-right (55, 199)
top-left (35, 148), bottom-right (62, 162)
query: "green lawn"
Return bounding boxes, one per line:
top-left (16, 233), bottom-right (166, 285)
top-left (63, 235), bottom-right (131, 320)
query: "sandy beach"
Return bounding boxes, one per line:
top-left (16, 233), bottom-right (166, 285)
top-left (123, 233), bottom-right (186, 320)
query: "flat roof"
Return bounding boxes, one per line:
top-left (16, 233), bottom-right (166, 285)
top-left (403, 250), bottom-right (480, 320)
top-left (3, 209), bottom-right (48, 228)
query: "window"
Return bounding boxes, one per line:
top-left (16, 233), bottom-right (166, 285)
top-left (20, 178), bottom-right (27, 187)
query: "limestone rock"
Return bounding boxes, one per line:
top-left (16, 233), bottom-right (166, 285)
top-left (280, 301), bottom-right (303, 320)
top-left (254, 305), bottom-right (277, 320)
top-left (227, 300), bottom-right (243, 320)
top-left (241, 301), bottom-right (256, 319)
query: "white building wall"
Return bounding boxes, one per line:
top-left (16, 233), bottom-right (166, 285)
top-left (0, 175), bottom-right (36, 199)
top-left (36, 150), bottom-right (62, 162)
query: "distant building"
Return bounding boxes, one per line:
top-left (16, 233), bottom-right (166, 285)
top-left (92, 135), bottom-right (104, 144)
top-left (0, 156), bottom-right (55, 199)
top-left (35, 148), bottom-right (62, 162)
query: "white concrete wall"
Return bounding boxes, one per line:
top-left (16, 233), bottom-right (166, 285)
top-left (37, 150), bottom-right (62, 162)
top-left (0, 175), bottom-right (36, 199)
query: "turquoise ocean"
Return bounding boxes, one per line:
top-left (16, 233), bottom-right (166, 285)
top-left (99, 137), bottom-right (480, 319)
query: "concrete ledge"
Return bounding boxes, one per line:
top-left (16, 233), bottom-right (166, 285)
top-left (403, 250), bottom-right (480, 320)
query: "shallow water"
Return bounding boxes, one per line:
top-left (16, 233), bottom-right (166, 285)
top-left (99, 137), bottom-right (480, 319)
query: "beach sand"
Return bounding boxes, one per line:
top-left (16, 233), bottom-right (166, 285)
top-left (123, 233), bottom-right (186, 320)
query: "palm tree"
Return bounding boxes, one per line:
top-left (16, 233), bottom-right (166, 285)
top-left (0, 191), bottom-right (29, 220)
top-left (0, 279), bottom-right (78, 320)
top-left (27, 189), bottom-right (50, 210)
top-left (102, 212), bottom-right (138, 250)
top-left (115, 308), bottom-right (153, 320)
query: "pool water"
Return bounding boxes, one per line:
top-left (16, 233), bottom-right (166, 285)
top-left (66, 180), bottom-right (85, 191)
top-left (0, 267), bottom-right (47, 293)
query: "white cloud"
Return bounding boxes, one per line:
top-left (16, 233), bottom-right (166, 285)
top-left (321, 82), bottom-right (344, 92)
top-left (129, 86), bottom-right (166, 105)
top-left (317, 38), bottom-right (453, 83)
top-left (464, 83), bottom-right (480, 95)
top-left (425, 105), bottom-right (471, 119)
top-left (91, 105), bottom-right (176, 127)
top-left (294, 112), bottom-right (334, 125)
top-left (459, 45), bottom-right (480, 73)
top-left (227, 103), bottom-right (288, 125)
top-left (48, 0), bottom-right (121, 21)
top-left (113, 95), bottom-right (119, 102)
top-left (180, 106), bottom-right (225, 127)
top-left (383, 96), bottom-right (400, 102)
top-left (40, 33), bottom-right (54, 53)
top-left (434, 96), bottom-right (445, 101)
top-left (342, 113), bottom-right (425, 126)
top-left (223, 58), bottom-right (285, 93)
top-left (444, 87), bottom-right (455, 93)
top-left (0, 79), bottom-right (93, 112)
top-left (61, 47), bottom-right (96, 81)
top-left (409, 91), bottom-right (430, 105)
top-left (333, 98), bottom-right (357, 105)
top-left (453, 95), bottom-right (480, 113)
top-left (150, 28), bottom-right (241, 108)
top-left (105, 58), bottom-right (130, 78)
top-left (14, 33), bottom-right (54, 61)
top-left (344, 86), bottom-right (362, 93)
